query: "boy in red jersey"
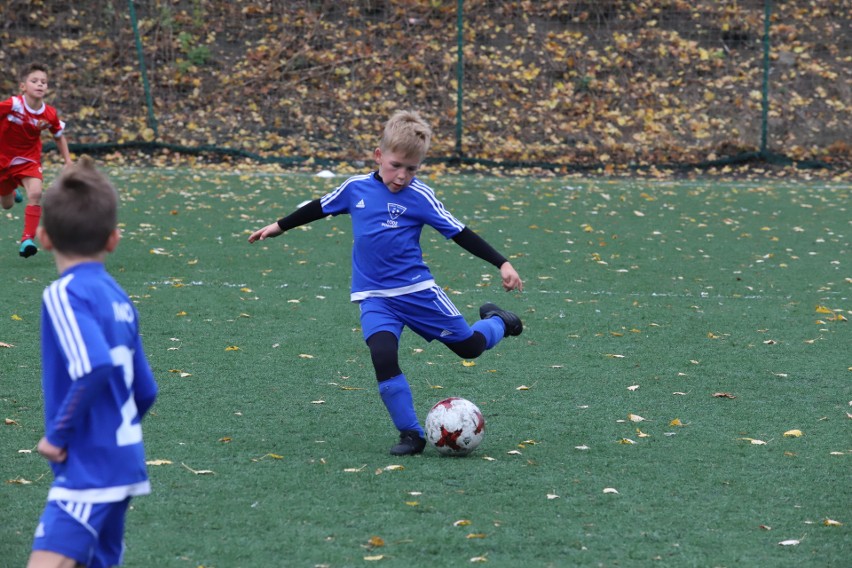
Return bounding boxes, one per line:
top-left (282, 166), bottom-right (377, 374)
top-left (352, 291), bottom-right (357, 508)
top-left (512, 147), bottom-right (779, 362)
top-left (0, 63), bottom-right (73, 258)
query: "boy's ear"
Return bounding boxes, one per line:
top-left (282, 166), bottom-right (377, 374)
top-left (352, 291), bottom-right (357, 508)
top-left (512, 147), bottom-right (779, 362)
top-left (374, 147), bottom-right (382, 163)
top-left (36, 226), bottom-right (53, 251)
top-left (105, 228), bottom-right (121, 253)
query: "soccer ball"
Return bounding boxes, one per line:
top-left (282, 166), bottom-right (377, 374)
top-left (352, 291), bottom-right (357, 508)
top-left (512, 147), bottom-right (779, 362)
top-left (424, 397), bottom-right (485, 456)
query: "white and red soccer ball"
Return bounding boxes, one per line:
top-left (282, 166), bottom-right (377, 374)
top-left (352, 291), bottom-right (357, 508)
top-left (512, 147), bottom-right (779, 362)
top-left (425, 397), bottom-right (485, 456)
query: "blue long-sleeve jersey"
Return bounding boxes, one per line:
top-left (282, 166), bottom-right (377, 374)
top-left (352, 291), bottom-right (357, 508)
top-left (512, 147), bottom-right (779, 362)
top-left (320, 173), bottom-right (466, 301)
top-left (40, 262), bottom-right (157, 503)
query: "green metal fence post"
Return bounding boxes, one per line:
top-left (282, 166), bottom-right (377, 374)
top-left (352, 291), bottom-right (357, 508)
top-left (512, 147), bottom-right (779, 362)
top-left (455, 0), bottom-right (464, 159)
top-left (128, 0), bottom-right (158, 137)
top-left (760, 0), bottom-right (771, 158)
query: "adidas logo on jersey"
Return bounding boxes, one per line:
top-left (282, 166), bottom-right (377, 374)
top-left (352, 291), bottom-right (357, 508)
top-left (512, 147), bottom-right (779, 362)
top-left (356, 199), bottom-right (365, 208)
top-left (440, 329), bottom-right (454, 337)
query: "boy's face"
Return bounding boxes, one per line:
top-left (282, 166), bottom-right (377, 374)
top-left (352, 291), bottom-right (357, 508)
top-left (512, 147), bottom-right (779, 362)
top-left (20, 71), bottom-right (49, 102)
top-left (374, 148), bottom-right (422, 193)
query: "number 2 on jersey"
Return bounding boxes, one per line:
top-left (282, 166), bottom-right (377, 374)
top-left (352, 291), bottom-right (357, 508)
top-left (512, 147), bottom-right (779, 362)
top-left (111, 346), bottom-right (143, 446)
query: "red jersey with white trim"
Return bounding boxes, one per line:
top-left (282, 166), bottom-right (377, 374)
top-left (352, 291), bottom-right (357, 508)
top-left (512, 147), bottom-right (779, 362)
top-left (0, 95), bottom-right (66, 169)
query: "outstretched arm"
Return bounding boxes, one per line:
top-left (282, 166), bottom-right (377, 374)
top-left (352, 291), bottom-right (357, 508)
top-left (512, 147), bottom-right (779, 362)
top-left (248, 199), bottom-right (325, 243)
top-left (452, 227), bottom-right (523, 292)
top-left (54, 135), bottom-right (73, 167)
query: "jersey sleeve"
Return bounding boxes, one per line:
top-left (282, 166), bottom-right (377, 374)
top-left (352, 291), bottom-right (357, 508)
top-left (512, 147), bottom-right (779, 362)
top-left (132, 334), bottom-right (158, 418)
top-left (46, 106), bottom-right (65, 137)
top-left (410, 179), bottom-right (466, 239)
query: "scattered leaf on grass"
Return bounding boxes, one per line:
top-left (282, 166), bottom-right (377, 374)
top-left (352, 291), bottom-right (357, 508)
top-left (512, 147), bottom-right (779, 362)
top-left (713, 392), bottom-right (736, 399)
top-left (628, 413), bottom-right (645, 422)
top-left (627, 385), bottom-right (640, 391)
top-left (367, 536), bottom-right (385, 548)
top-left (759, 525), bottom-right (772, 531)
top-left (823, 519), bottom-right (842, 527)
top-left (575, 445), bottom-right (590, 450)
top-left (146, 459), bottom-right (172, 466)
top-left (454, 520), bottom-right (472, 527)
top-left (298, 353), bottom-right (314, 358)
top-left (507, 450), bottom-right (522, 455)
top-left (344, 465), bottom-right (367, 473)
top-left (383, 465), bottom-right (405, 471)
top-left (466, 533), bottom-right (487, 539)
top-left (7, 477), bottom-right (33, 484)
top-left (0, 342), bottom-right (14, 348)
top-left (636, 429), bottom-right (651, 438)
top-left (620, 438), bottom-right (636, 445)
top-left (11, 315), bottom-right (22, 321)
top-left (181, 463), bottom-right (215, 475)
top-left (546, 493), bottom-right (560, 500)
top-left (470, 556), bottom-right (488, 563)
top-left (783, 429), bottom-right (803, 437)
top-left (778, 539), bottom-right (800, 546)
top-left (364, 555), bottom-right (384, 561)
top-left (462, 360), bottom-right (476, 367)
top-left (739, 438), bottom-right (767, 445)
top-left (603, 487), bottom-right (619, 494)
top-left (225, 346), bottom-right (240, 351)
top-left (669, 418), bottom-right (684, 426)
top-left (605, 353), bottom-right (625, 358)
top-left (5, 418), bottom-right (19, 426)
top-left (516, 385), bottom-right (530, 390)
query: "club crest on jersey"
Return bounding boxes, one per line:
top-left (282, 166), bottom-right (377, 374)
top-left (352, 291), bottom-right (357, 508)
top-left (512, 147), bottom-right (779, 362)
top-left (382, 203), bottom-right (407, 228)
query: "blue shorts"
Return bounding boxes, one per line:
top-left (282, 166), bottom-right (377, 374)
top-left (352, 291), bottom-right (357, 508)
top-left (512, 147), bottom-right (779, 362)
top-left (32, 498), bottom-right (131, 567)
top-left (359, 287), bottom-right (474, 344)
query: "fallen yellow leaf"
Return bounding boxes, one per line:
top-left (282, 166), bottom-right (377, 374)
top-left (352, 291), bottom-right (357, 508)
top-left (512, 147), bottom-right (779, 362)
top-left (466, 533), bottom-right (487, 539)
top-left (628, 413), bottom-right (645, 422)
top-left (669, 418), bottom-right (683, 427)
top-left (783, 429), bottom-right (803, 438)
top-left (823, 519), bottom-right (842, 527)
top-left (454, 519), bottom-right (472, 527)
top-left (367, 536), bottom-right (385, 547)
top-left (225, 346), bottom-right (240, 351)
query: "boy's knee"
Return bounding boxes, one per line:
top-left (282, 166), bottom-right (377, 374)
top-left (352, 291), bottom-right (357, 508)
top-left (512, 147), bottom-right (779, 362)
top-left (446, 333), bottom-right (487, 359)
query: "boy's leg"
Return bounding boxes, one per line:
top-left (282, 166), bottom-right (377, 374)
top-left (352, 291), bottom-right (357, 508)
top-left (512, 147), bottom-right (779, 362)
top-left (21, 176), bottom-right (44, 239)
top-left (19, 177), bottom-right (43, 257)
top-left (26, 550), bottom-right (78, 568)
top-left (0, 176), bottom-right (17, 209)
top-left (442, 303), bottom-right (522, 358)
top-left (367, 331), bottom-right (426, 455)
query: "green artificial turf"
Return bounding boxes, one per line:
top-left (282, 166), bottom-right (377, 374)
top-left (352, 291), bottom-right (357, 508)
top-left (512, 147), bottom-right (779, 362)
top-left (1, 170), bottom-right (849, 567)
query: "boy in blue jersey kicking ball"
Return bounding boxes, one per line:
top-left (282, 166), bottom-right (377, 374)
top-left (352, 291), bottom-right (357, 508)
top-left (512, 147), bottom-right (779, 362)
top-left (28, 156), bottom-right (158, 568)
top-left (249, 110), bottom-right (523, 455)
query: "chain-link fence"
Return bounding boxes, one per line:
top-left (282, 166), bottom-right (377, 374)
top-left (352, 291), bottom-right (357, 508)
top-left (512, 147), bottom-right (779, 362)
top-left (1, 0), bottom-right (849, 170)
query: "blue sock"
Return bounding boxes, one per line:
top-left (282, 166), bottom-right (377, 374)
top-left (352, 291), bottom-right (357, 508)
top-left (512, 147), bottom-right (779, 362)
top-left (378, 374), bottom-right (423, 436)
top-left (472, 317), bottom-right (504, 350)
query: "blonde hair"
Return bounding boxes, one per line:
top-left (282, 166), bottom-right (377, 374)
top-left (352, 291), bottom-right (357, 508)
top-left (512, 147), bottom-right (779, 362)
top-left (379, 110), bottom-right (432, 161)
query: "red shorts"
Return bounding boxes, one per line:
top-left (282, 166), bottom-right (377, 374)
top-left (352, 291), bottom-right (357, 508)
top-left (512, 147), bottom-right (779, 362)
top-left (0, 160), bottom-right (42, 196)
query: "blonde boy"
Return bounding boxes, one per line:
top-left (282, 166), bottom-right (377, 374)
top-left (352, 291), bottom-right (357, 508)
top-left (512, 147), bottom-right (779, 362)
top-left (249, 110), bottom-right (523, 455)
